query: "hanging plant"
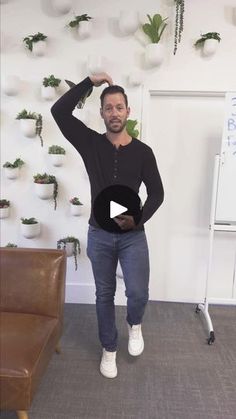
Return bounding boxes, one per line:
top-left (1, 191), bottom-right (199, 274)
top-left (57, 236), bottom-right (81, 270)
top-left (194, 32), bottom-right (221, 47)
top-left (67, 14), bottom-right (92, 28)
top-left (16, 109), bottom-right (44, 147)
top-left (126, 119), bottom-right (139, 138)
top-left (173, 0), bottom-right (185, 55)
top-left (23, 32), bottom-right (47, 56)
top-left (33, 173), bottom-right (58, 210)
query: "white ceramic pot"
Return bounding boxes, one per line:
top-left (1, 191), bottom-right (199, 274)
top-left (2, 75), bottom-right (20, 96)
top-left (70, 203), bottom-right (82, 216)
top-left (41, 85), bottom-right (56, 100)
top-left (53, 0), bottom-right (72, 14)
top-left (145, 43), bottom-right (164, 66)
top-left (0, 207), bottom-right (10, 219)
top-left (65, 242), bottom-right (74, 257)
top-left (21, 222), bottom-right (40, 239)
top-left (128, 71), bottom-right (143, 87)
top-left (50, 154), bottom-right (65, 167)
top-left (77, 21), bottom-right (92, 39)
top-left (119, 11), bottom-right (140, 35)
top-left (5, 167), bottom-right (19, 179)
top-left (32, 41), bottom-right (46, 57)
top-left (20, 119), bottom-right (36, 138)
top-left (87, 55), bottom-right (105, 75)
top-left (35, 183), bottom-right (54, 199)
top-left (203, 39), bottom-right (218, 56)
top-left (73, 108), bottom-right (90, 125)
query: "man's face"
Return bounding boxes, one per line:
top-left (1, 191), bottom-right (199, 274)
top-left (100, 93), bottom-right (130, 134)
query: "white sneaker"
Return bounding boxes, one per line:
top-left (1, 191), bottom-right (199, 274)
top-left (100, 349), bottom-right (117, 378)
top-left (127, 323), bottom-right (144, 356)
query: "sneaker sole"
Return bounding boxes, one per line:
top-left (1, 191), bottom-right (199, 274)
top-left (128, 341), bottom-right (144, 356)
top-left (100, 365), bottom-right (118, 379)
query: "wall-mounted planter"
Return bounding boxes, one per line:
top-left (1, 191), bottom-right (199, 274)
top-left (2, 75), bottom-right (20, 96)
top-left (0, 207), bottom-right (10, 219)
top-left (32, 41), bottom-right (47, 57)
top-left (119, 11), bottom-right (140, 35)
top-left (128, 71), bottom-right (143, 87)
top-left (50, 154), bottom-right (65, 167)
top-left (4, 167), bottom-right (19, 179)
top-left (78, 21), bottom-right (92, 39)
top-left (145, 43), bottom-right (164, 66)
top-left (203, 39), bottom-right (218, 56)
top-left (21, 222), bottom-right (40, 239)
top-left (53, 0), bottom-right (72, 14)
top-left (70, 203), bottom-right (82, 216)
top-left (35, 183), bottom-right (54, 199)
top-left (87, 55), bottom-right (105, 75)
top-left (41, 85), bottom-right (56, 101)
top-left (20, 119), bottom-right (36, 138)
top-left (73, 108), bottom-right (90, 125)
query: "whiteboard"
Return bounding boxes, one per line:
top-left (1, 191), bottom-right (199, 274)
top-left (215, 93), bottom-right (236, 224)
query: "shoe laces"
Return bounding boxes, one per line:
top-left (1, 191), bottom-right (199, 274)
top-left (103, 350), bottom-right (116, 363)
top-left (130, 325), bottom-right (141, 340)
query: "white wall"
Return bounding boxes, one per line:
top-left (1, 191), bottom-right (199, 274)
top-left (1, 0), bottom-right (236, 304)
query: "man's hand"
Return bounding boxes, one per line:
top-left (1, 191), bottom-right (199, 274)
top-left (113, 215), bottom-right (136, 230)
top-left (89, 73), bottom-right (113, 87)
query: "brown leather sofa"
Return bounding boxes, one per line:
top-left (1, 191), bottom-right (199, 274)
top-left (0, 247), bottom-right (66, 419)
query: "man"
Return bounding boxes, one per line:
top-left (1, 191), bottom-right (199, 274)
top-left (51, 73), bottom-right (164, 379)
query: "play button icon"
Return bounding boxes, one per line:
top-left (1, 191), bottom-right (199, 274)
top-left (110, 201), bottom-right (127, 219)
top-left (93, 184), bottom-right (143, 233)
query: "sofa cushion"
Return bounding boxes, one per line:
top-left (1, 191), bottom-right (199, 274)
top-left (0, 312), bottom-right (59, 410)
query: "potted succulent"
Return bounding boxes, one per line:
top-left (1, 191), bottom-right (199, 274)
top-left (70, 196), bottom-right (83, 216)
top-left (65, 79), bottom-right (92, 123)
top-left (5, 243), bottom-right (17, 247)
top-left (20, 217), bottom-right (40, 239)
top-left (126, 119), bottom-right (139, 138)
top-left (2, 75), bottom-right (21, 96)
top-left (68, 14), bottom-right (93, 39)
top-left (23, 32), bottom-right (47, 56)
top-left (52, 0), bottom-right (72, 14)
top-left (194, 32), bottom-right (221, 56)
top-left (48, 145), bottom-right (66, 166)
top-left (118, 11), bottom-right (140, 35)
top-left (33, 173), bottom-right (58, 210)
top-left (142, 14), bottom-right (168, 66)
top-left (3, 158), bottom-right (25, 179)
top-left (0, 199), bottom-right (10, 219)
top-left (42, 74), bottom-right (61, 100)
top-left (16, 109), bottom-right (43, 147)
top-left (173, 0), bottom-right (185, 55)
top-left (57, 236), bottom-right (81, 270)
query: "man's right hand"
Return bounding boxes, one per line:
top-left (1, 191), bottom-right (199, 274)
top-left (89, 73), bottom-right (113, 87)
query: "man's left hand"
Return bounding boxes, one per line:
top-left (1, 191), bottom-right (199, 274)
top-left (113, 215), bottom-right (136, 230)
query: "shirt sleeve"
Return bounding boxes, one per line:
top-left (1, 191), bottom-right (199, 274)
top-left (136, 147), bottom-right (164, 227)
top-left (50, 77), bottom-right (95, 160)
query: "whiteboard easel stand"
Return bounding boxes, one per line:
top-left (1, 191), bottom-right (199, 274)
top-left (196, 154), bottom-right (236, 344)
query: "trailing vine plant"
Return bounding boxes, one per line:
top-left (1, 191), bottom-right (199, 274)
top-left (173, 0), bottom-right (185, 55)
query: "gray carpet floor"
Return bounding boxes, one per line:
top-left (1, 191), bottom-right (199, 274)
top-left (1, 301), bottom-right (236, 419)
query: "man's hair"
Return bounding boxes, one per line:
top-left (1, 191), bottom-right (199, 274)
top-left (100, 85), bottom-right (128, 108)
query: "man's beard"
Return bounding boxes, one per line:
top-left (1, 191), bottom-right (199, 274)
top-left (105, 118), bottom-right (127, 134)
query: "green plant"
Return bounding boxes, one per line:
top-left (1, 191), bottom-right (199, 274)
top-left (57, 236), bottom-right (81, 270)
top-left (173, 0), bottom-right (185, 55)
top-left (194, 32), bottom-right (221, 47)
top-left (142, 14), bottom-right (168, 43)
top-left (0, 199), bottom-right (10, 208)
top-left (21, 217), bottom-right (38, 224)
top-left (70, 197), bottom-right (83, 205)
top-left (65, 79), bottom-right (93, 108)
top-left (43, 74), bottom-right (61, 88)
top-left (126, 119), bottom-right (139, 138)
top-left (23, 32), bottom-right (47, 51)
top-left (16, 109), bottom-right (43, 147)
top-left (33, 173), bottom-right (58, 210)
top-left (5, 243), bottom-right (17, 247)
top-left (48, 145), bottom-right (66, 154)
top-left (68, 14), bottom-right (92, 28)
top-left (3, 158), bottom-right (25, 169)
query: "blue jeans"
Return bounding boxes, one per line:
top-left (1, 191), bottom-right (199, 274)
top-left (86, 225), bottom-right (150, 351)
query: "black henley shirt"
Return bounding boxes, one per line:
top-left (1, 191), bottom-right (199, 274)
top-left (51, 77), bottom-right (164, 232)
